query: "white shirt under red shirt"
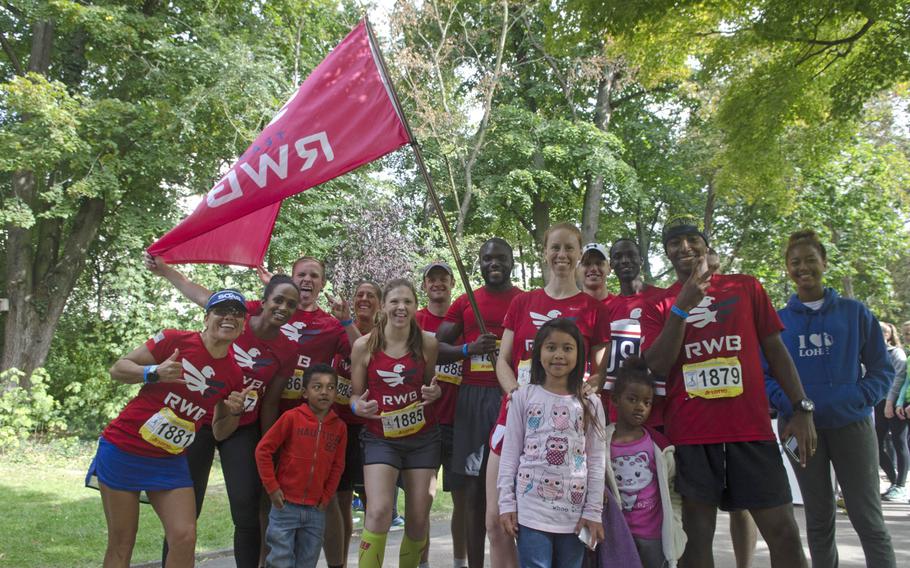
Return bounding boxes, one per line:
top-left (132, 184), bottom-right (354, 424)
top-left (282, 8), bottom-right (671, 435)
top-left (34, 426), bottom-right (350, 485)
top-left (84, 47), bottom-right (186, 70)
top-left (415, 307), bottom-right (461, 425)
top-left (603, 286), bottom-right (667, 426)
top-left (102, 329), bottom-right (244, 457)
top-left (640, 273), bottom-right (782, 446)
top-left (445, 286), bottom-right (524, 388)
top-left (502, 289), bottom-right (612, 386)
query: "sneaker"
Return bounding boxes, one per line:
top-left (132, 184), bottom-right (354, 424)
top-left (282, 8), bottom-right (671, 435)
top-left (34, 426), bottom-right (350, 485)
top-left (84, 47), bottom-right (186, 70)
top-left (882, 485), bottom-right (906, 501)
top-left (352, 496), bottom-right (365, 512)
top-left (390, 514), bottom-right (406, 531)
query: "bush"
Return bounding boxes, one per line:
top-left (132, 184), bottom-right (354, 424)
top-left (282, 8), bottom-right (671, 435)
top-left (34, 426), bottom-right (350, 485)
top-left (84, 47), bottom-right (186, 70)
top-left (0, 368), bottom-right (68, 450)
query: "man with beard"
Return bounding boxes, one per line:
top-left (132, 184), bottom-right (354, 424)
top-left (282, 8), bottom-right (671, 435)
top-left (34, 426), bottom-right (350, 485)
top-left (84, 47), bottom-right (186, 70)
top-left (435, 238), bottom-right (522, 568)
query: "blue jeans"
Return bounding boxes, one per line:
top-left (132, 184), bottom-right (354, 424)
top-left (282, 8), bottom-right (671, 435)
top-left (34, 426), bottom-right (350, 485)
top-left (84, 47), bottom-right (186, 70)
top-left (265, 503), bottom-right (326, 568)
top-left (516, 524), bottom-right (585, 568)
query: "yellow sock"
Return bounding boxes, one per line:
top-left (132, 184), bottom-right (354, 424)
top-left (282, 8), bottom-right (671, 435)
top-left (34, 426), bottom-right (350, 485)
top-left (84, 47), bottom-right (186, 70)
top-left (399, 532), bottom-right (427, 568)
top-left (358, 529), bottom-right (388, 568)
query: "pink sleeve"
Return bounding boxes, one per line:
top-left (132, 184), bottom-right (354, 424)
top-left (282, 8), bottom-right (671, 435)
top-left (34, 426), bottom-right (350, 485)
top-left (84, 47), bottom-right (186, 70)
top-left (582, 396), bottom-right (606, 522)
top-left (502, 293), bottom-right (524, 332)
top-left (497, 388), bottom-right (528, 515)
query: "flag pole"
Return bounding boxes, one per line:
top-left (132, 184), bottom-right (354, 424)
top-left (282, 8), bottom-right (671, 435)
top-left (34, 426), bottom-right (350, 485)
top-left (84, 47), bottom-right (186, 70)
top-left (365, 16), bottom-right (490, 337)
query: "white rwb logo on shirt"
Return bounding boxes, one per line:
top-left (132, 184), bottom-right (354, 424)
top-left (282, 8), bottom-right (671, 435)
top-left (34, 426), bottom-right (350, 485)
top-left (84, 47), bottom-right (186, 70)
top-left (232, 344), bottom-right (261, 369)
top-left (377, 363), bottom-right (407, 387)
top-left (280, 321), bottom-right (306, 342)
top-left (630, 308), bottom-right (642, 319)
top-left (685, 295), bottom-right (739, 329)
top-left (798, 333), bottom-right (834, 357)
top-left (182, 359), bottom-right (215, 393)
top-left (153, 331), bottom-right (166, 344)
top-left (530, 310), bottom-right (562, 328)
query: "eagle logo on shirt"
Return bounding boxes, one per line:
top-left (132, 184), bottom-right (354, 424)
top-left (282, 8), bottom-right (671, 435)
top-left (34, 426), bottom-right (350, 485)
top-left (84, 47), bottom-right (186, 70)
top-left (280, 321), bottom-right (321, 345)
top-left (182, 359), bottom-right (225, 398)
top-left (530, 310), bottom-right (562, 328)
top-left (231, 344), bottom-right (273, 370)
top-left (377, 363), bottom-right (415, 387)
top-left (686, 296), bottom-right (739, 328)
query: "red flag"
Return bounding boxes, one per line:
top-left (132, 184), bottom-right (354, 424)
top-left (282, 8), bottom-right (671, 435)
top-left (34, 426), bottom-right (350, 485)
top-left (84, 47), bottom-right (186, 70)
top-left (148, 20), bottom-right (411, 266)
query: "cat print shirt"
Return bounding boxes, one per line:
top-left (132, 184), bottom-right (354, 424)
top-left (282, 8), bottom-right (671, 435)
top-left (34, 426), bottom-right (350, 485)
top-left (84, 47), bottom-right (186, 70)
top-left (610, 430), bottom-right (662, 539)
top-left (497, 384), bottom-right (606, 534)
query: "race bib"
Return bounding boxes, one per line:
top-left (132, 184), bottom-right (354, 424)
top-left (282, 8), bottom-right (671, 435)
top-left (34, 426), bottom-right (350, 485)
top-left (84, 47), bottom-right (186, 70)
top-left (381, 402), bottom-right (427, 438)
top-left (140, 407), bottom-right (196, 454)
top-left (243, 389), bottom-right (259, 413)
top-left (436, 361), bottom-right (463, 386)
top-left (682, 356), bottom-right (743, 399)
top-left (335, 375), bottom-right (353, 405)
top-left (281, 369), bottom-right (305, 400)
top-left (469, 341), bottom-right (501, 373)
top-left (517, 359), bottom-right (532, 387)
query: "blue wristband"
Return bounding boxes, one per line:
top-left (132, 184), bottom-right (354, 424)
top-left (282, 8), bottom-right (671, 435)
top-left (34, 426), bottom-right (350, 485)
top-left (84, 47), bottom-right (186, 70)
top-left (340, 319), bottom-right (353, 327)
top-left (462, 343), bottom-right (470, 357)
top-left (670, 304), bottom-right (689, 319)
top-left (143, 365), bottom-right (151, 384)
top-left (350, 401), bottom-right (357, 415)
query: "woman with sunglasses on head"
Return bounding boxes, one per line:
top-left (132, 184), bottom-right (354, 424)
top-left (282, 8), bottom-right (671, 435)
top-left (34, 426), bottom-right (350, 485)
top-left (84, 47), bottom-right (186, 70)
top-left (88, 289), bottom-right (249, 568)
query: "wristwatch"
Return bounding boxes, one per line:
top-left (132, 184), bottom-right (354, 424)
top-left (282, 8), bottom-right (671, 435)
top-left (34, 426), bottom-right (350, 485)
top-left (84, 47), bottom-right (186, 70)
top-left (794, 398), bottom-right (815, 413)
top-left (145, 365), bottom-right (160, 384)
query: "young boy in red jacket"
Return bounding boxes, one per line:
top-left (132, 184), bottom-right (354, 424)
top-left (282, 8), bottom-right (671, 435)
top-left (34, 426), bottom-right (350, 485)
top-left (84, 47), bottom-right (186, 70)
top-left (256, 363), bottom-right (347, 568)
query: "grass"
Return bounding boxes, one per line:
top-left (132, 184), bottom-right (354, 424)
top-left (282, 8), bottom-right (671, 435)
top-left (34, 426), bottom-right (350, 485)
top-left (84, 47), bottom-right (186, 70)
top-left (0, 440), bottom-right (456, 567)
top-left (0, 440), bottom-right (233, 568)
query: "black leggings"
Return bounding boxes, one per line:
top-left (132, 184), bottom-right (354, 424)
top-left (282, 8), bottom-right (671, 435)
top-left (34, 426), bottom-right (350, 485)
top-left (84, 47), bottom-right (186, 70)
top-left (162, 423), bottom-right (262, 568)
top-left (875, 400), bottom-right (910, 487)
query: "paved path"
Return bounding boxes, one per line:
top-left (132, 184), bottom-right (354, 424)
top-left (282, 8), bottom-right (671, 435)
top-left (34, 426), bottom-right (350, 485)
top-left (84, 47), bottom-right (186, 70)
top-left (182, 499), bottom-right (910, 567)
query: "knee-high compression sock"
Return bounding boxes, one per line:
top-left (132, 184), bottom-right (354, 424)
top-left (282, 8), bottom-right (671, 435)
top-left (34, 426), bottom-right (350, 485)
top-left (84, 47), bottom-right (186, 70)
top-left (358, 529), bottom-right (387, 568)
top-left (399, 533), bottom-right (428, 568)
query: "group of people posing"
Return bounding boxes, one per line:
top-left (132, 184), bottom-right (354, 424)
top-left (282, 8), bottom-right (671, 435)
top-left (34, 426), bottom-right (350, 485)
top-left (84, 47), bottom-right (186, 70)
top-left (87, 215), bottom-right (903, 568)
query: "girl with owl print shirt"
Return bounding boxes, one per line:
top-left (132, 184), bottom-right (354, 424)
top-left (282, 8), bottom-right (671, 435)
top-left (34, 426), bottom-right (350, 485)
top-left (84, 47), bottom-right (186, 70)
top-left (498, 319), bottom-right (606, 568)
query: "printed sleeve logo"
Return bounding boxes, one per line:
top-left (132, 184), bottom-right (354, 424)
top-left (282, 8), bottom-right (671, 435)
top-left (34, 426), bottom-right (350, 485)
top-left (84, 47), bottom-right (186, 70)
top-left (686, 295), bottom-right (739, 328)
top-left (232, 344), bottom-right (273, 370)
top-left (530, 309), bottom-right (562, 328)
top-left (182, 359), bottom-right (225, 398)
top-left (153, 331), bottom-right (166, 344)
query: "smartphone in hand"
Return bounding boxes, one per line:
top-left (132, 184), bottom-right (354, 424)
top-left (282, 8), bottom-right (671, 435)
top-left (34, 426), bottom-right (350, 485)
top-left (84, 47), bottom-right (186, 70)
top-left (577, 525), bottom-right (597, 550)
top-left (784, 435), bottom-right (800, 463)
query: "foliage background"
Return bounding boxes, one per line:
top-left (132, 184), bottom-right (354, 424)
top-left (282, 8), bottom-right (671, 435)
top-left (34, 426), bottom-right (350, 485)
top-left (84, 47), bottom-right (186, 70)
top-left (1, 0), bottom-right (909, 442)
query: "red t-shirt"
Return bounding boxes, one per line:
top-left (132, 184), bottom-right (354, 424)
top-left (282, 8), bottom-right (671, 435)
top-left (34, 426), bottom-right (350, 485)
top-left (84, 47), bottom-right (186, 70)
top-left (231, 321), bottom-right (298, 427)
top-left (102, 330), bottom-right (244, 457)
top-left (364, 349), bottom-right (434, 439)
top-left (640, 274), bottom-right (782, 445)
top-left (602, 286), bottom-right (667, 426)
top-left (502, 289), bottom-right (611, 386)
top-left (444, 286), bottom-right (524, 387)
top-left (415, 308), bottom-right (461, 425)
top-left (246, 302), bottom-right (350, 415)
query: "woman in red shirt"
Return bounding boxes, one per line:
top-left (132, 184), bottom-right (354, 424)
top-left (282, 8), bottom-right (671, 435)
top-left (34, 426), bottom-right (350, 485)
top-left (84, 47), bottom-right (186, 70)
top-left (349, 279), bottom-right (442, 567)
top-left (87, 290), bottom-right (249, 568)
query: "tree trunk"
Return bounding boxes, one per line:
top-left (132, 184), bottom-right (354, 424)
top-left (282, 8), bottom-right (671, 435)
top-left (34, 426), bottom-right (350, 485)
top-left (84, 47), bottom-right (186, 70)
top-left (842, 275), bottom-right (855, 299)
top-left (581, 70), bottom-right (617, 244)
top-left (703, 179), bottom-right (716, 242)
top-left (1, 19), bottom-right (106, 387)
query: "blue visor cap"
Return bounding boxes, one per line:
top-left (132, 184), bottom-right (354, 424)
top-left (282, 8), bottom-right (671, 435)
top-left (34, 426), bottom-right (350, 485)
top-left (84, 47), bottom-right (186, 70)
top-left (205, 289), bottom-right (247, 312)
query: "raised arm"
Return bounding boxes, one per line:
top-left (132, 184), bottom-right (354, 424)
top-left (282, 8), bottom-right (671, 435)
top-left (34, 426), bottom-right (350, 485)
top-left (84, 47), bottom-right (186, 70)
top-left (144, 253), bottom-right (211, 307)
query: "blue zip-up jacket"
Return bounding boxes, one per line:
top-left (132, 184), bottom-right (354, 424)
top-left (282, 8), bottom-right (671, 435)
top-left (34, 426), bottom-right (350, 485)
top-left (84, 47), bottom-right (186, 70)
top-left (765, 288), bottom-right (893, 429)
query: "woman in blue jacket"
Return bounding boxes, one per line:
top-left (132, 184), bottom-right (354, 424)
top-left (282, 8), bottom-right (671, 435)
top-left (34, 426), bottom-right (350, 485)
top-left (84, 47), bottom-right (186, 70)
top-left (766, 230), bottom-right (896, 567)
